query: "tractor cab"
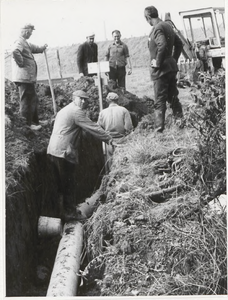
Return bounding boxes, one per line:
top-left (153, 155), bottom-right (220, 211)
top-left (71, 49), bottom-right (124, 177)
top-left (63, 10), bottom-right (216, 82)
top-left (179, 7), bottom-right (225, 71)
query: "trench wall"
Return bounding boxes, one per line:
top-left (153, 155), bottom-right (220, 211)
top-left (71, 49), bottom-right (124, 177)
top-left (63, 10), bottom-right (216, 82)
top-left (5, 134), bottom-right (104, 296)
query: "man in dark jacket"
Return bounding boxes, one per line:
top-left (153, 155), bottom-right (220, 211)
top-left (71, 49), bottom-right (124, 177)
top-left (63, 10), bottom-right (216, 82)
top-left (12, 23), bottom-right (48, 130)
top-left (144, 6), bottom-right (183, 132)
top-left (77, 33), bottom-right (98, 77)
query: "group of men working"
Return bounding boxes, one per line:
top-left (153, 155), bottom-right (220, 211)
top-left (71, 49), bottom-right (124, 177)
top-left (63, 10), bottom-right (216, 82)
top-left (11, 5), bottom-right (183, 221)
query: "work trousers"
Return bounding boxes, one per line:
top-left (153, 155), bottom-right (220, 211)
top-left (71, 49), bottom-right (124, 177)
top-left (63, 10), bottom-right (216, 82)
top-left (48, 155), bottom-right (76, 210)
top-left (153, 71), bottom-right (183, 117)
top-left (16, 82), bottom-right (39, 126)
top-left (109, 66), bottom-right (126, 88)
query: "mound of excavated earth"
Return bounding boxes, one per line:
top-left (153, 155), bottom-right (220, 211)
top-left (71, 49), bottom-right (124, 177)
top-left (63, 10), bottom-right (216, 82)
top-left (5, 76), bottom-right (154, 296)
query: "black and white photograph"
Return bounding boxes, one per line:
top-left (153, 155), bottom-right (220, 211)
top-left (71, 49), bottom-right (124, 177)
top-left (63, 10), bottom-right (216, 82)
top-left (1, 0), bottom-right (226, 298)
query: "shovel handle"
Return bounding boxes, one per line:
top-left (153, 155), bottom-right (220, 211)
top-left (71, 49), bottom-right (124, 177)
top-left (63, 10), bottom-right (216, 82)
top-left (44, 50), bottom-right (57, 116)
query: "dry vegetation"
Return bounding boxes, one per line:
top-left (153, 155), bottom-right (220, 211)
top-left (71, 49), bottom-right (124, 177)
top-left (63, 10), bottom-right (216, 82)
top-left (79, 70), bottom-right (227, 297)
top-left (4, 35), bottom-right (226, 296)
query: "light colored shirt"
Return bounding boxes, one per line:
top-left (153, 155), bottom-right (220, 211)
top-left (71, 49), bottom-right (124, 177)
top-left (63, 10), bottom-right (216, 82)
top-left (47, 102), bottom-right (111, 164)
top-left (97, 103), bottom-right (133, 138)
top-left (105, 41), bottom-right (130, 68)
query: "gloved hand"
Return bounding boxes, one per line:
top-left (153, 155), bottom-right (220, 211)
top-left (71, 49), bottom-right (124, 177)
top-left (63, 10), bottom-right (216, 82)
top-left (79, 73), bottom-right (84, 77)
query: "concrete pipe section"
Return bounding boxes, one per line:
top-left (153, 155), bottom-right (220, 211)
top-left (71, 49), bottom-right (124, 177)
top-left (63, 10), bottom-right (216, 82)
top-left (46, 221), bottom-right (84, 297)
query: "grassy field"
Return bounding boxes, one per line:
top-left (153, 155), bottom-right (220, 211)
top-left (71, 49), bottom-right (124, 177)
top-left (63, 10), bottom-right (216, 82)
top-left (126, 67), bottom-right (193, 108)
top-left (126, 67), bottom-right (153, 98)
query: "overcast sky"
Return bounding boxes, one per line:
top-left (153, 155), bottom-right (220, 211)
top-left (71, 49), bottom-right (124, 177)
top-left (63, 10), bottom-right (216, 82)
top-left (1, 0), bottom-right (226, 50)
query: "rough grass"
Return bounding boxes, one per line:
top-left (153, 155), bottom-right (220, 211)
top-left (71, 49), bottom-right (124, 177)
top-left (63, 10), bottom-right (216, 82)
top-left (84, 126), bottom-right (226, 296)
top-left (82, 71), bottom-right (226, 296)
top-left (83, 128), bottom-right (226, 296)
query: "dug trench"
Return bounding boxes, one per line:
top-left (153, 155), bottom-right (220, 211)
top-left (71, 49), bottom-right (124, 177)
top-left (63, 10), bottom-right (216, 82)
top-left (5, 77), bottom-right (154, 296)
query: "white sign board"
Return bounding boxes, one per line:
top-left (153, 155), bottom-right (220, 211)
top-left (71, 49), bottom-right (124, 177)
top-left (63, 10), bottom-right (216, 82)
top-left (88, 61), bottom-right (110, 74)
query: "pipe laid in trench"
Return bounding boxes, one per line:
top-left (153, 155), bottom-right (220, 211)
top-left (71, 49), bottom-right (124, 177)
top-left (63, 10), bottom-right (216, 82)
top-left (45, 189), bottom-right (104, 296)
top-left (46, 221), bottom-right (83, 297)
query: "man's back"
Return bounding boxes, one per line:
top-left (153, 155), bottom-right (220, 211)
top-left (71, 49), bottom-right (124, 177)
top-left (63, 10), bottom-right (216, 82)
top-left (148, 19), bottom-right (182, 79)
top-left (98, 103), bottom-right (133, 138)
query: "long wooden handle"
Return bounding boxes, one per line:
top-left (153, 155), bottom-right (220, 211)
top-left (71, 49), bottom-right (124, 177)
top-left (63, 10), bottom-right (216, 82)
top-left (44, 50), bottom-right (57, 115)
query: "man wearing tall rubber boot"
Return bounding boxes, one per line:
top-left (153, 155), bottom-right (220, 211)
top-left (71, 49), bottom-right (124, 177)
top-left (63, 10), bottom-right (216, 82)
top-left (144, 6), bottom-right (183, 132)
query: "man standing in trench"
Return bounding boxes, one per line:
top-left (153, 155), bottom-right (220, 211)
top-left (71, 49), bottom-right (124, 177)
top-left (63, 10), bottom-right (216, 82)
top-left (77, 33), bottom-right (98, 77)
top-left (144, 6), bottom-right (183, 132)
top-left (47, 90), bottom-right (113, 222)
top-left (12, 23), bottom-right (48, 130)
top-left (97, 92), bottom-right (133, 171)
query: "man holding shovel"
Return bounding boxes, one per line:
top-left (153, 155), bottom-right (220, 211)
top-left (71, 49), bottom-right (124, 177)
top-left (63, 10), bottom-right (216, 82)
top-left (12, 23), bottom-right (48, 130)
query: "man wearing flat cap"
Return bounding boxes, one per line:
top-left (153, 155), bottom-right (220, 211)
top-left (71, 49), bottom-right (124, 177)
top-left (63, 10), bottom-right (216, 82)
top-left (77, 33), bottom-right (98, 77)
top-left (98, 92), bottom-right (133, 170)
top-left (144, 6), bottom-right (183, 132)
top-left (12, 23), bottom-right (48, 130)
top-left (47, 90), bottom-right (112, 221)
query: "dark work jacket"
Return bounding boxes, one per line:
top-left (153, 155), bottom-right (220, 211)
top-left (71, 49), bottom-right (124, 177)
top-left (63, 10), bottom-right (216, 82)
top-left (148, 19), bottom-right (183, 80)
top-left (77, 42), bottom-right (98, 76)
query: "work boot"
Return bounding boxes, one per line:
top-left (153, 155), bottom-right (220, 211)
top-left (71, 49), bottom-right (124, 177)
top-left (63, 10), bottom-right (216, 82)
top-left (154, 110), bottom-right (165, 133)
top-left (171, 97), bottom-right (183, 119)
top-left (172, 101), bottom-right (184, 128)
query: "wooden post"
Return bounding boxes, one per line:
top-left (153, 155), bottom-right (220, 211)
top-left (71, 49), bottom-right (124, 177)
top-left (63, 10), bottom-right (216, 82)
top-left (46, 221), bottom-right (84, 297)
top-left (56, 49), bottom-right (63, 78)
top-left (44, 50), bottom-right (57, 116)
top-left (88, 62), bottom-right (110, 173)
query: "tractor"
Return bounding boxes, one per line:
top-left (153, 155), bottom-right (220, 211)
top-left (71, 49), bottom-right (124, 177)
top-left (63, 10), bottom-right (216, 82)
top-left (165, 7), bottom-right (225, 83)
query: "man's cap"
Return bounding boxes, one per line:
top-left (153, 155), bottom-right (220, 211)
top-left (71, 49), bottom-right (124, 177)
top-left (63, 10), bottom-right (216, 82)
top-left (21, 23), bottom-right (35, 30)
top-left (106, 92), bottom-right (119, 101)
top-left (145, 6), bottom-right (158, 18)
top-left (73, 90), bottom-right (89, 99)
top-left (86, 32), bottom-right (95, 38)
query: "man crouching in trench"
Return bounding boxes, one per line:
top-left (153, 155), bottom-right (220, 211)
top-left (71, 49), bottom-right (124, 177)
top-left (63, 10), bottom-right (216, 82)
top-left (47, 90), bottom-right (112, 222)
top-left (98, 92), bottom-right (133, 172)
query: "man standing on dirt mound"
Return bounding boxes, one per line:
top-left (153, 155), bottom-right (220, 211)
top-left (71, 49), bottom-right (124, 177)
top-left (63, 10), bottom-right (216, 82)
top-left (98, 92), bottom-right (133, 171)
top-left (47, 90), bottom-right (113, 222)
top-left (12, 23), bottom-right (48, 130)
top-left (105, 30), bottom-right (132, 93)
top-left (144, 6), bottom-right (183, 133)
top-left (77, 33), bottom-right (98, 77)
